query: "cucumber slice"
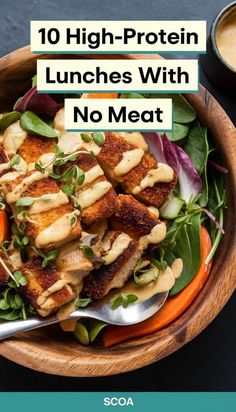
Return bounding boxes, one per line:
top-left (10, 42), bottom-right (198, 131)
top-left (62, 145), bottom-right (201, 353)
top-left (160, 196), bottom-right (184, 219)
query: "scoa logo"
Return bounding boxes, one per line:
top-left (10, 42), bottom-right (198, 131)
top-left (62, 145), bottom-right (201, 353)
top-left (104, 397), bottom-right (134, 407)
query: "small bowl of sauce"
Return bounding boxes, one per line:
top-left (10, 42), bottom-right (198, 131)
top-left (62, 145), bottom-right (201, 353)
top-left (201, 1), bottom-right (236, 91)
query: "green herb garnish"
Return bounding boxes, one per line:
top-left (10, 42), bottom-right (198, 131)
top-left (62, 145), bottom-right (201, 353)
top-left (75, 297), bottom-right (92, 308)
top-left (9, 154), bottom-right (21, 168)
top-left (81, 133), bottom-right (92, 142)
top-left (92, 132), bottom-right (105, 146)
top-left (33, 248), bottom-right (59, 268)
top-left (111, 294), bottom-right (138, 310)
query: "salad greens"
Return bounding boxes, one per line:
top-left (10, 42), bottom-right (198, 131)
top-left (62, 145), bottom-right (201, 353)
top-left (20, 111), bottom-right (58, 138)
top-left (74, 319), bottom-right (107, 345)
top-left (0, 86), bottom-right (227, 331)
top-left (111, 294), bottom-right (138, 310)
top-left (0, 111), bottom-right (21, 132)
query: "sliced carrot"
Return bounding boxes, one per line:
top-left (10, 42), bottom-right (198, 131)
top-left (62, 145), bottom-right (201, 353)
top-left (81, 93), bottom-right (118, 99)
top-left (0, 210), bottom-right (8, 244)
top-left (103, 225), bottom-right (212, 347)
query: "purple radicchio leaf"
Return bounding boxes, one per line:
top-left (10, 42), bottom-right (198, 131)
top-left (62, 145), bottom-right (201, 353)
top-left (14, 86), bottom-right (60, 119)
top-left (174, 143), bottom-right (202, 203)
top-left (142, 132), bottom-right (179, 175)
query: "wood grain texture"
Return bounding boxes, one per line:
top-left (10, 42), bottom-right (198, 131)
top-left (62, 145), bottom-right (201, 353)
top-left (0, 47), bottom-right (235, 376)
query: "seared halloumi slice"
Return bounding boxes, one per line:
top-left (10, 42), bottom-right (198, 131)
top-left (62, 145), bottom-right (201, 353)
top-left (20, 256), bottom-right (75, 317)
top-left (83, 231), bottom-right (142, 300)
top-left (62, 151), bottom-right (117, 226)
top-left (111, 195), bottom-right (166, 249)
top-left (97, 132), bottom-right (176, 207)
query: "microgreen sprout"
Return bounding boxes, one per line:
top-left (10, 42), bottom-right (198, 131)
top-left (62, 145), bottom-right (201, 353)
top-left (111, 294), bottom-right (138, 310)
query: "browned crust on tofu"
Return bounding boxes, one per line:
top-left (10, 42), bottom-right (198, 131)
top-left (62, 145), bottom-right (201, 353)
top-left (97, 132), bottom-right (136, 169)
top-left (0, 170), bottom-right (37, 195)
top-left (81, 177), bottom-right (117, 226)
top-left (21, 177), bottom-right (61, 198)
top-left (66, 150), bottom-right (97, 172)
top-left (0, 251), bottom-right (11, 284)
top-left (83, 240), bottom-right (140, 300)
top-left (20, 256), bottom-right (75, 316)
top-left (26, 203), bottom-right (81, 241)
top-left (0, 146), bottom-right (8, 164)
top-left (0, 147), bottom-right (10, 177)
top-left (121, 152), bottom-right (176, 207)
top-left (122, 152), bottom-right (157, 187)
top-left (17, 135), bottom-right (54, 164)
top-left (111, 195), bottom-right (158, 239)
top-left (134, 178), bottom-right (177, 207)
top-left (98, 132), bottom-right (176, 207)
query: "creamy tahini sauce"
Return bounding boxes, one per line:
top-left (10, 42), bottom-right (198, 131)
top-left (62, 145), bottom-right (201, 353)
top-left (103, 233), bottom-right (132, 265)
top-left (6, 171), bottom-right (49, 204)
top-left (54, 108), bottom-right (65, 132)
top-left (139, 222), bottom-right (166, 250)
top-left (0, 171), bottom-right (22, 184)
top-left (132, 163), bottom-right (174, 194)
top-left (118, 132), bottom-right (148, 151)
top-left (37, 279), bottom-right (66, 306)
top-left (54, 108), bottom-right (101, 155)
top-left (29, 192), bottom-right (69, 215)
top-left (58, 132), bottom-right (102, 156)
top-left (147, 206), bottom-right (160, 219)
top-left (35, 210), bottom-right (80, 248)
top-left (114, 148), bottom-right (144, 177)
top-left (77, 180), bottom-right (112, 210)
top-left (28, 152), bottom-right (56, 172)
top-left (80, 164), bottom-right (104, 189)
top-left (216, 12), bottom-right (236, 70)
top-left (3, 121), bottom-right (27, 154)
top-left (0, 156), bottom-right (27, 174)
top-left (0, 162), bottom-right (10, 173)
top-left (107, 266), bottom-right (175, 304)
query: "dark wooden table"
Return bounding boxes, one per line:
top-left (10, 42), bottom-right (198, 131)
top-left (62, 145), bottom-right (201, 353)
top-left (0, 0), bottom-right (235, 391)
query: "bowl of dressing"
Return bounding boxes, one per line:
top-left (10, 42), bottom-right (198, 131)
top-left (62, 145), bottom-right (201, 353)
top-left (201, 1), bottom-right (236, 91)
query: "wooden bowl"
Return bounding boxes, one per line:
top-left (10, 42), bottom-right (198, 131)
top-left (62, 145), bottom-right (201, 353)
top-left (0, 47), bottom-right (235, 377)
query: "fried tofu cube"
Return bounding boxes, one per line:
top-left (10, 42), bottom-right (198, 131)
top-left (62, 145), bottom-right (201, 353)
top-left (97, 132), bottom-right (176, 207)
top-left (111, 195), bottom-right (158, 240)
top-left (62, 150), bottom-right (117, 226)
top-left (83, 231), bottom-right (142, 300)
top-left (0, 251), bottom-right (11, 284)
top-left (79, 176), bottom-right (117, 226)
top-left (17, 135), bottom-right (54, 164)
top-left (0, 146), bottom-right (9, 177)
top-left (20, 256), bottom-right (75, 317)
top-left (27, 203), bottom-right (81, 249)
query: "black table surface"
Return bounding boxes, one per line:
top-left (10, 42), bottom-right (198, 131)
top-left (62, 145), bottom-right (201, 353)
top-left (0, 0), bottom-right (235, 392)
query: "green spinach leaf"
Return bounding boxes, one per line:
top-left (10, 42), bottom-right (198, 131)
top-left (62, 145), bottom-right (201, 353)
top-left (165, 212), bottom-right (201, 295)
top-left (20, 111), bottom-right (58, 138)
top-left (168, 123), bottom-right (189, 142)
top-left (184, 121), bottom-right (208, 175)
top-left (0, 111), bottom-right (21, 132)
